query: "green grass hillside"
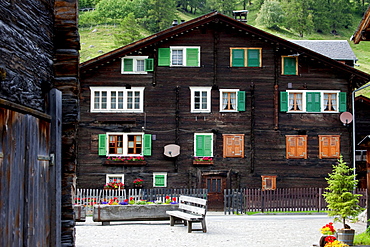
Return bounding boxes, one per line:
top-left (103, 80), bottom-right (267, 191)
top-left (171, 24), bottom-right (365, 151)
top-left (79, 10), bottom-right (370, 97)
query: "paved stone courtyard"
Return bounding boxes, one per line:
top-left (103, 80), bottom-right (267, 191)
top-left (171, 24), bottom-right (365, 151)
top-left (76, 213), bottom-right (367, 247)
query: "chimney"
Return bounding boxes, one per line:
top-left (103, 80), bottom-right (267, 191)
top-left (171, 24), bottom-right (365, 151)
top-left (232, 10), bottom-right (248, 22)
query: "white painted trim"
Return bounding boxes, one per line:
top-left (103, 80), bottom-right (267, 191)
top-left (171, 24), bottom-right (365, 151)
top-left (219, 89), bottom-right (239, 112)
top-left (189, 86), bottom-right (212, 113)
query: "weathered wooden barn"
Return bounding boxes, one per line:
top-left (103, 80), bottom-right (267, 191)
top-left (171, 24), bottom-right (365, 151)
top-left (78, 12), bottom-right (370, 210)
top-left (0, 1), bottom-right (79, 246)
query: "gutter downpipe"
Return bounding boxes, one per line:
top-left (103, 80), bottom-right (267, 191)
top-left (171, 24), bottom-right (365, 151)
top-left (352, 83), bottom-right (370, 177)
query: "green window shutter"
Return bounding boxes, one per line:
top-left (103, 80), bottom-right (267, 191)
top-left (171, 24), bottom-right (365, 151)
top-left (237, 91), bottom-right (246, 111)
top-left (247, 49), bottom-right (260, 67)
top-left (186, 48), bottom-right (199, 67)
top-left (158, 48), bottom-right (170, 66)
top-left (232, 49), bottom-right (245, 67)
top-left (203, 135), bottom-right (212, 156)
top-left (98, 134), bottom-right (106, 156)
top-left (280, 91), bottom-right (288, 112)
top-left (143, 134), bottom-right (152, 156)
top-left (339, 92), bottom-right (347, 112)
top-left (195, 135), bottom-right (205, 156)
top-left (155, 175), bottom-right (165, 187)
top-left (123, 58), bottom-right (134, 72)
top-left (283, 57), bottom-right (297, 75)
top-left (145, 58), bottom-right (154, 72)
top-left (306, 92), bottom-right (321, 112)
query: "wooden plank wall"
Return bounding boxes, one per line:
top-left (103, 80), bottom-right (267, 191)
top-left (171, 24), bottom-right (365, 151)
top-left (54, 1), bottom-right (80, 245)
top-left (0, 108), bottom-right (51, 246)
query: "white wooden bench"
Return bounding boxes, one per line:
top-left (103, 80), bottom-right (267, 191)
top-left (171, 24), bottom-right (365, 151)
top-left (166, 195), bottom-right (207, 233)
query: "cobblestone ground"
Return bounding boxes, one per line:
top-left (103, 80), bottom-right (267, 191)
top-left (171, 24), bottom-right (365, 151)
top-left (76, 214), bottom-right (367, 247)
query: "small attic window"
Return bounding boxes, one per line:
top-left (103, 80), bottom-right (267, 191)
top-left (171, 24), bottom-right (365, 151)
top-left (121, 56), bottom-right (154, 74)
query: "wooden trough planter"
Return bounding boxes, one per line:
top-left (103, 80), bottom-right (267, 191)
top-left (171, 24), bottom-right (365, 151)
top-left (93, 204), bottom-right (179, 225)
top-left (73, 205), bottom-right (86, 222)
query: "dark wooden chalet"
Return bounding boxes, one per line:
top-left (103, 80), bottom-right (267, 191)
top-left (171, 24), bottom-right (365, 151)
top-left (79, 12), bottom-right (370, 210)
top-left (354, 95), bottom-right (370, 188)
top-left (352, 5), bottom-right (370, 44)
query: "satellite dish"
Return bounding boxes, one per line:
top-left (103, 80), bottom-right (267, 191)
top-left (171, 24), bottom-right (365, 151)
top-left (340, 112), bottom-right (353, 126)
top-left (164, 144), bottom-right (180, 157)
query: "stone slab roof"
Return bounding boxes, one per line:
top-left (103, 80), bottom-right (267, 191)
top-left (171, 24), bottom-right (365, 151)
top-left (290, 40), bottom-right (357, 61)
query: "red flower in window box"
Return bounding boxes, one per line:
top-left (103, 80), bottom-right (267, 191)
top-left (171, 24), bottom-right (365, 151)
top-left (193, 157), bottom-right (214, 165)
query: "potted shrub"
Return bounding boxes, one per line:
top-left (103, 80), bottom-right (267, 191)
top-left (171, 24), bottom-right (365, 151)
top-left (133, 178), bottom-right (143, 188)
top-left (323, 155), bottom-right (363, 246)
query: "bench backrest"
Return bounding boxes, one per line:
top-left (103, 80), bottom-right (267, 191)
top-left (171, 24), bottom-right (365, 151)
top-left (178, 195), bottom-right (207, 216)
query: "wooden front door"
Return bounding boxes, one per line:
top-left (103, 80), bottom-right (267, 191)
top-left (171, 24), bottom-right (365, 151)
top-left (203, 175), bottom-right (226, 211)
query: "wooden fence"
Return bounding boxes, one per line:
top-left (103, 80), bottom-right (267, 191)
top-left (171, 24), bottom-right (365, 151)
top-left (75, 188), bottom-right (208, 213)
top-left (224, 188), bottom-right (367, 214)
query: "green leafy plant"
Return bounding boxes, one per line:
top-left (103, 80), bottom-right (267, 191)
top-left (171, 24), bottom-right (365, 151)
top-left (323, 155), bottom-right (363, 228)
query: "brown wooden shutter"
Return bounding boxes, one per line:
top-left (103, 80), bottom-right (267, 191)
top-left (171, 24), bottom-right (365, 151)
top-left (319, 135), bottom-right (340, 158)
top-left (286, 135), bottom-right (307, 159)
top-left (223, 134), bottom-right (244, 158)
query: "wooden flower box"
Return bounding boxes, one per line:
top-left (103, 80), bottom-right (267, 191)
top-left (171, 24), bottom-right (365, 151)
top-left (193, 160), bottom-right (214, 165)
top-left (104, 160), bottom-right (147, 166)
top-left (93, 204), bottom-right (179, 225)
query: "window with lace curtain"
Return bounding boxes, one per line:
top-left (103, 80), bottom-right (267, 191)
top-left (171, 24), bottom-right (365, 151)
top-left (219, 89), bottom-right (246, 112)
top-left (280, 90), bottom-right (346, 113)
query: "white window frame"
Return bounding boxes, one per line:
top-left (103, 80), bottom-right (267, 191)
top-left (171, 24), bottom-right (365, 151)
top-left (106, 132), bottom-right (144, 157)
top-left (90, 86), bottom-right (144, 113)
top-left (194, 133), bottom-right (214, 157)
top-left (106, 174), bottom-right (125, 184)
top-left (190, 87), bottom-right (212, 113)
top-left (286, 90), bottom-right (340, 113)
top-left (287, 91), bottom-right (305, 112)
top-left (170, 46), bottom-right (200, 67)
top-left (219, 89), bottom-right (239, 112)
top-left (322, 92), bottom-right (339, 112)
top-left (121, 56), bottom-right (149, 74)
top-left (153, 172), bottom-right (167, 187)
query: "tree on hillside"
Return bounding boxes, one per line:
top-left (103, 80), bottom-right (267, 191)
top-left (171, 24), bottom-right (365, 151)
top-left (256, 1), bottom-right (284, 30)
top-left (95, 0), bottom-right (147, 20)
top-left (144, 0), bottom-right (176, 33)
top-left (281, 0), bottom-right (313, 37)
top-left (114, 13), bottom-right (145, 46)
top-left (311, 0), bottom-right (352, 35)
top-left (206, 0), bottom-right (239, 15)
top-left (79, 0), bottom-right (102, 9)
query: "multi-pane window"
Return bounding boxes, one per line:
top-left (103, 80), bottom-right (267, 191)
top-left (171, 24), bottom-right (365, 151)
top-left (90, 87), bottom-right (144, 113)
top-left (319, 135), bottom-right (340, 159)
top-left (194, 133), bottom-right (213, 157)
top-left (127, 135), bottom-right (142, 155)
top-left (190, 87), bottom-right (211, 113)
top-left (219, 89), bottom-right (246, 112)
top-left (288, 92), bottom-right (303, 111)
top-left (223, 134), bottom-right (244, 158)
top-left (98, 133), bottom-right (151, 156)
top-left (153, 172), bottom-right (167, 187)
top-left (323, 93), bottom-right (338, 111)
top-left (106, 174), bottom-right (124, 184)
top-left (158, 46), bottom-right (200, 67)
top-left (280, 91), bottom-right (346, 113)
top-left (282, 56), bottom-right (298, 75)
top-left (121, 56), bottom-right (153, 74)
top-left (261, 175), bottom-right (277, 191)
top-left (171, 49), bottom-right (183, 65)
top-left (286, 135), bottom-right (307, 159)
top-left (109, 135), bottom-right (124, 154)
top-left (230, 48), bottom-right (262, 67)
